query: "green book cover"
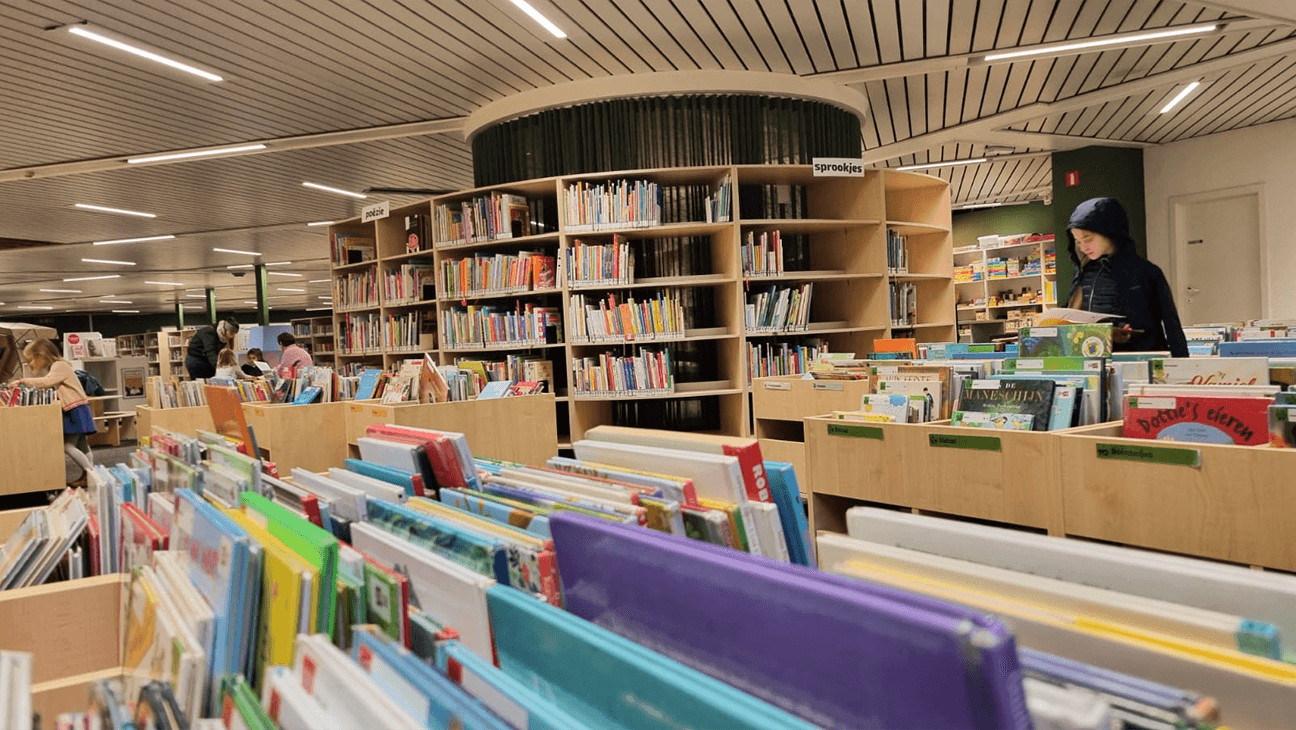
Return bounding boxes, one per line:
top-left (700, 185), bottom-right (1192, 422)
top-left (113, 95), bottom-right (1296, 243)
top-left (239, 491), bottom-right (338, 637)
top-left (1019, 324), bottom-right (1112, 358)
top-left (364, 560), bottom-right (405, 644)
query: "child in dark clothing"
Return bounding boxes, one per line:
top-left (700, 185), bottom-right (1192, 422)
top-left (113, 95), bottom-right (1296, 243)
top-left (1064, 197), bottom-right (1189, 357)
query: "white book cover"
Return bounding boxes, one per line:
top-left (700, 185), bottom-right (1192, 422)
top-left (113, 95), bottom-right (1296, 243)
top-left (327, 467), bottom-right (406, 505)
top-left (292, 468), bottom-right (367, 523)
top-left (745, 501), bottom-right (789, 562)
top-left (1154, 356), bottom-right (1270, 385)
top-left (350, 523), bottom-right (496, 664)
top-left (573, 439), bottom-right (746, 505)
top-left (291, 635), bottom-right (422, 730)
top-left (262, 665), bottom-right (347, 730)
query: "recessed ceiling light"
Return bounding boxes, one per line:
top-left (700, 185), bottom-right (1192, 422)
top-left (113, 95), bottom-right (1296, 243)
top-left (64, 274), bottom-right (121, 282)
top-left (308, 279), bottom-right (330, 283)
top-left (318, 296), bottom-right (333, 300)
top-left (227, 264), bottom-right (254, 270)
top-left (146, 280), bottom-right (185, 286)
top-left (508, 0), bottom-right (568, 38)
top-left (212, 248), bottom-right (261, 256)
top-left (40, 288), bottom-right (82, 293)
top-left (1160, 81), bottom-right (1202, 114)
top-left (957, 203), bottom-right (1005, 210)
top-left (302, 182), bottom-right (367, 199)
top-left (265, 261), bottom-right (292, 266)
top-left (66, 24), bottom-right (224, 82)
top-left (100, 300), bottom-right (133, 304)
top-left (278, 288), bottom-right (306, 292)
top-left (982, 23), bottom-right (1218, 62)
top-left (268, 272), bottom-right (303, 277)
top-left (74, 203), bottom-right (156, 218)
top-left (93, 234), bottom-right (175, 246)
top-left (896, 158), bottom-right (988, 171)
top-left (111, 309), bottom-right (140, 313)
top-left (81, 258), bottom-right (137, 266)
top-left (127, 144), bottom-right (266, 164)
top-left (16, 305), bottom-right (54, 310)
top-left (306, 221), bottom-right (335, 227)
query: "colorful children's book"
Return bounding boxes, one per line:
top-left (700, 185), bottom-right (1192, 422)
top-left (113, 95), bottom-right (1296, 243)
top-left (956, 379), bottom-right (1055, 432)
top-left (1124, 394), bottom-right (1271, 445)
top-left (950, 411), bottom-right (1035, 430)
top-left (1019, 324), bottom-right (1113, 358)
top-left (239, 491), bottom-right (338, 637)
top-left (1268, 405), bottom-right (1296, 448)
top-left (1153, 357), bottom-right (1269, 386)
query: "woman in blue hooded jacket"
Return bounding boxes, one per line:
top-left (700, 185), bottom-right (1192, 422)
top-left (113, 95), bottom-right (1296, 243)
top-left (1064, 197), bottom-right (1189, 357)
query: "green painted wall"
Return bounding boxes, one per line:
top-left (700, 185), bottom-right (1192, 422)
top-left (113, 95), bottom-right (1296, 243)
top-left (1051, 146), bottom-right (1147, 302)
top-left (952, 201), bottom-right (1054, 248)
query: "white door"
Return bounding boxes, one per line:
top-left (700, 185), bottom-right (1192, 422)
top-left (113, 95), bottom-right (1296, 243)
top-left (1177, 192), bottom-right (1263, 325)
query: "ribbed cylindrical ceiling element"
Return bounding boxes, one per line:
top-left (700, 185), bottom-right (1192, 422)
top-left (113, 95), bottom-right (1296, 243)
top-left (472, 95), bottom-right (860, 186)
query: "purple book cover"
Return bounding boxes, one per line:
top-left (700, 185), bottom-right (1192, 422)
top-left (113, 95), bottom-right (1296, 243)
top-left (549, 512), bottom-right (1032, 730)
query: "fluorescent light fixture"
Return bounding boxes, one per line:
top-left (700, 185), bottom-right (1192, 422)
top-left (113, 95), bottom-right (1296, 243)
top-left (268, 272), bottom-right (303, 277)
top-left (100, 300), bottom-right (133, 304)
top-left (74, 203), bottom-right (155, 218)
top-left (306, 221), bottom-right (335, 227)
top-left (127, 143), bottom-right (265, 164)
top-left (93, 234), bottom-right (175, 246)
top-left (983, 23), bottom-right (1217, 62)
top-left (278, 287), bottom-right (306, 292)
top-left (508, 0), bottom-right (567, 38)
top-left (64, 274), bottom-right (121, 282)
top-left (308, 279), bottom-right (330, 283)
top-left (81, 258), bottom-right (136, 266)
top-left (145, 280), bottom-right (185, 286)
top-left (111, 309), bottom-right (140, 313)
top-left (66, 25), bottom-right (224, 82)
top-left (896, 158), bottom-right (987, 171)
top-left (185, 294), bottom-right (208, 298)
top-left (227, 264), bottom-right (254, 270)
top-left (40, 288), bottom-right (82, 293)
top-left (1160, 81), bottom-right (1202, 113)
top-left (212, 247), bottom-right (261, 256)
top-left (16, 305), bottom-right (54, 310)
top-left (306, 307), bottom-right (332, 311)
top-left (264, 261), bottom-right (292, 266)
top-left (318, 296), bottom-right (333, 300)
top-left (302, 182), bottom-right (367, 199)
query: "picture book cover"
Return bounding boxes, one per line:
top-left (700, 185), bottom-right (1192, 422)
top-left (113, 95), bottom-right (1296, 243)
top-left (238, 491), bottom-right (338, 637)
top-left (1019, 324), bottom-right (1113, 358)
top-left (1123, 394), bottom-right (1271, 445)
top-left (365, 498), bottom-right (507, 584)
top-left (858, 393), bottom-right (911, 423)
top-left (363, 558), bottom-right (410, 646)
top-left (1152, 357), bottom-right (1269, 386)
top-left (1269, 405), bottom-right (1296, 448)
top-left (950, 411), bottom-right (1035, 430)
top-left (1048, 384), bottom-right (1082, 431)
top-left (293, 385), bottom-right (323, 405)
top-left (956, 379), bottom-right (1055, 432)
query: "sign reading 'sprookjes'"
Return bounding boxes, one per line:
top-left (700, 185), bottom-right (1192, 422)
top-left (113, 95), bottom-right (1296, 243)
top-left (811, 158), bottom-right (865, 177)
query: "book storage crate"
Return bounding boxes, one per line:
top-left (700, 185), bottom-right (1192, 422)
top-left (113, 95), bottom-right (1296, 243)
top-left (135, 405), bottom-right (216, 441)
top-left (0, 575), bottom-right (126, 722)
top-left (1057, 423), bottom-right (1296, 572)
top-left (0, 404), bottom-right (66, 496)
top-left (344, 394), bottom-right (558, 468)
top-left (751, 375), bottom-right (875, 492)
top-left (241, 401), bottom-right (350, 474)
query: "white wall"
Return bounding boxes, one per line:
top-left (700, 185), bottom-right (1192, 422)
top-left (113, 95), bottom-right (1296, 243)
top-left (1144, 116), bottom-right (1296, 320)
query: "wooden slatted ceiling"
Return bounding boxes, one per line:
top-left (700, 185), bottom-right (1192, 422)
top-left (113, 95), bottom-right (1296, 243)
top-left (2, 0), bottom-right (1296, 312)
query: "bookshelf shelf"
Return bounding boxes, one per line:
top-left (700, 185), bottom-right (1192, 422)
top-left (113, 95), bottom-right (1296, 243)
top-left (335, 304), bottom-right (381, 314)
top-left (738, 218), bottom-right (882, 232)
top-left (952, 234), bottom-right (1056, 342)
top-left (329, 164), bottom-right (952, 441)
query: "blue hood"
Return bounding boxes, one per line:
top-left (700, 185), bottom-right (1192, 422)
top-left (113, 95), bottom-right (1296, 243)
top-left (1066, 197), bottom-right (1136, 265)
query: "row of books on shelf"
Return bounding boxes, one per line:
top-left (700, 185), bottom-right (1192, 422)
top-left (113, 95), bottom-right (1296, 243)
top-left (567, 291), bottom-right (686, 343)
top-left (890, 281), bottom-right (917, 328)
top-left (330, 233), bottom-right (375, 266)
top-left (434, 192), bottom-right (531, 246)
top-left (438, 303), bottom-right (559, 351)
top-left (747, 340), bottom-right (828, 380)
top-left (439, 251), bottom-right (557, 298)
top-left (13, 421), bottom-right (1296, 728)
top-left (1183, 320), bottom-right (1296, 355)
top-left (571, 348), bottom-right (673, 397)
top-left (348, 353), bottom-right (558, 405)
top-left (886, 229), bottom-right (908, 274)
top-left (745, 282), bottom-right (813, 332)
top-left (334, 268), bottom-right (378, 310)
top-left (563, 179), bottom-right (663, 231)
top-left (0, 384), bottom-right (56, 407)
top-left (382, 262), bottom-right (435, 304)
top-left (741, 229), bottom-right (786, 277)
top-left (565, 236), bottom-right (633, 286)
top-left (145, 369), bottom-right (360, 409)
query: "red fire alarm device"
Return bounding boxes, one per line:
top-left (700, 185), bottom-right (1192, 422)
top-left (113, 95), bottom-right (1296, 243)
top-left (1065, 171), bottom-right (1080, 187)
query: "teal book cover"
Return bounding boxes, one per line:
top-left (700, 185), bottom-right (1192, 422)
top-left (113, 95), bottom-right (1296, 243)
top-left (366, 498), bottom-right (509, 585)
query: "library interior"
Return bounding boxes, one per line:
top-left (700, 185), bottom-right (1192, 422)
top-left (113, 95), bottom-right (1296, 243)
top-left (3, 1), bottom-right (1296, 728)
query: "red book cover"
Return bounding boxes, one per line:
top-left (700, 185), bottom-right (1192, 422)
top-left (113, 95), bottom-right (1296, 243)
top-left (366, 425), bottom-right (466, 490)
top-left (297, 492), bottom-right (323, 529)
top-left (87, 514), bottom-right (101, 576)
top-left (1123, 394), bottom-right (1271, 445)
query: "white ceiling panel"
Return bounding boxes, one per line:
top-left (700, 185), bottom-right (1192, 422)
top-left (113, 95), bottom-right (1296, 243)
top-left (1, 1), bottom-right (1294, 312)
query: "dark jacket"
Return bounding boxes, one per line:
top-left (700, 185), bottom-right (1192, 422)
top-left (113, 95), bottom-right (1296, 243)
top-left (186, 325), bottom-right (223, 367)
top-left (1064, 198), bottom-right (1189, 357)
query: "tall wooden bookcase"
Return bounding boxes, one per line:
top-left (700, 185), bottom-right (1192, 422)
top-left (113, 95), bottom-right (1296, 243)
top-left (328, 166), bottom-right (953, 447)
top-left (954, 234), bottom-right (1058, 342)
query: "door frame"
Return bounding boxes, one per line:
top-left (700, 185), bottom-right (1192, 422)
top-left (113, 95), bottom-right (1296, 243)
top-left (1167, 183), bottom-right (1269, 322)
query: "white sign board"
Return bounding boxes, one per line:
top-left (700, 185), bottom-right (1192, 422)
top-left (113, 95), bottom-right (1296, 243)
top-left (361, 201), bottom-right (390, 223)
top-left (811, 158), bottom-right (866, 177)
